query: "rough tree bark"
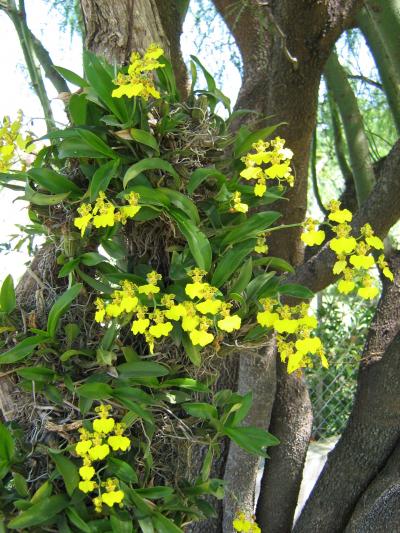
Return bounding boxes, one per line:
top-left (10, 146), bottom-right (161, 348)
top-left (222, 341), bottom-right (276, 531)
top-left (80, 0), bottom-right (188, 96)
top-left (294, 252), bottom-right (400, 532)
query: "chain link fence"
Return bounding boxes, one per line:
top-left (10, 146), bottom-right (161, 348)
top-left (306, 289), bottom-right (375, 439)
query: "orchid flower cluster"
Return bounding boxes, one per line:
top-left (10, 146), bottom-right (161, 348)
top-left (233, 512), bottom-right (261, 533)
top-left (257, 299), bottom-right (327, 374)
top-left (94, 268), bottom-right (242, 354)
top-left (73, 191), bottom-right (141, 236)
top-left (112, 43), bottom-right (165, 100)
top-left (301, 200), bottom-right (393, 299)
top-left (238, 137), bottom-right (294, 199)
top-left (0, 111), bottom-right (34, 172)
top-left (74, 405), bottom-right (131, 512)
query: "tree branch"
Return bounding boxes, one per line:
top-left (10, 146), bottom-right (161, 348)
top-left (294, 251), bottom-right (400, 532)
top-left (310, 128), bottom-right (328, 215)
top-left (27, 28), bottom-right (70, 95)
top-left (289, 139), bottom-right (400, 293)
top-left (324, 50), bottom-right (375, 205)
top-left (357, 3), bottom-right (400, 135)
top-left (3, 0), bottom-right (55, 130)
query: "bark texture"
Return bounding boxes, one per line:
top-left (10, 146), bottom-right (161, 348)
top-left (80, 0), bottom-right (188, 96)
top-left (256, 365), bottom-right (313, 532)
top-left (294, 252), bottom-right (400, 532)
top-left (344, 439), bottom-right (400, 533)
top-left (80, 0), bottom-right (167, 62)
top-left (222, 342), bottom-right (276, 532)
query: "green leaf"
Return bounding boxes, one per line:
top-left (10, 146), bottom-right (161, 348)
top-left (253, 256), bottom-right (294, 272)
top-left (0, 335), bottom-right (48, 365)
top-left (221, 212), bottom-right (281, 247)
top-left (54, 66), bottom-right (89, 87)
top-left (24, 182), bottom-right (70, 206)
top-left (234, 123), bottom-right (284, 158)
top-left (231, 392), bottom-right (253, 426)
top-left (28, 168), bottom-right (82, 195)
top-left (100, 237), bottom-right (127, 260)
top-left (83, 51), bottom-right (128, 123)
top-left (152, 512), bottom-right (184, 533)
top-left (182, 334), bottom-right (201, 366)
top-left (107, 458), bottom-right (138, 484)
top-left (130, 128), bottom-right (159, 154)
top-left (77, 382), bottom-right (113, 399)
top-left (159, 378), bottom-right (209, 392)
top-left (47, 284), bottom-right (82, 338)
top-left (58, 258), bottom-right (80, 277)
top-left (0, 275), bottom-right (16, 314)
top-left (182, 402), bottom-right (217, 420)
top-left (211, 239), bottom-right (256, 288)
top-left (8, 495), bottom-right (69, 529)
top-left (76, 129), bottom-right (118, 159)
top-left (50, 453), bottom-right (79, 496)
top-left (76, 268), bottom-right (113, 294)
top-left (169, 208), bottom-right (212, 270)
top-left (13, 472), bottom-right (29, 497)
top-left (246, 272), bottom-right (278, 301)
top-left (223, 426), bottom-right (279, 457)
top-left (123, 158), bottom-right (179, 188)
top-left (60, 349), bottom-right (92, 362)
top-left (138, 517), bottom-right (154, 533)
top-left (278, 283), bottom-right (314, 299)
top-left (66, 508), bottom-right (92, 533)
top-left (112, 387), bottom-right (154, 405)
top-left (0, 423), bottom-right (15, 473)
top-left (30, 480), bottom-right (52, 503)
top-left (230, 258), bottom-right (253, 295)
top-left (112, 394), bottom-right (154, 424)
top-left (89, 159), bottom-right (120, 201)
top-left (57, 137), bottom-right (111, 159)
top-left (79, 252), bottom-right (107, 266)
top-left (187, 167), bottom-right (226, 195)
top-left (110, 514), bottom-right (133, 533)
top-left (117, 361), bottom-right (169, 378)
top-left (159, 187), bottom-right (200, 224)
top-left (136, 487), bottom-right (173, 499)
top-left (16, 366), bottom-right (55, 383)
top-left (69, 94), bottom-right (88, 125)
top-left (121, 184), bottom-right (170, 208)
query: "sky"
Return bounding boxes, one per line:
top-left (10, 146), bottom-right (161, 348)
top-left (0, 0), bottom-right (83, 282)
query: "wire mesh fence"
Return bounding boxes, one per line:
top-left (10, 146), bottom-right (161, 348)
top-left (306, 289), bottom-right (375, 439)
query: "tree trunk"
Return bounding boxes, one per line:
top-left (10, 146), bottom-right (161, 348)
top-left (344, 438), bottom-right (400, 533)
top-left (80, 0), bottom-right (188, 96)
top-left (256, 364), bottom-right (313, 532)
top-left (222, 342), bottom-right (277, 532)
top-left (294, 252), bottom-right (400, 532)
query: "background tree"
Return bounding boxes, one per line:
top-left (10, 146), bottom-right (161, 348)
top-left (1, 0), bottom-right (400, 532)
